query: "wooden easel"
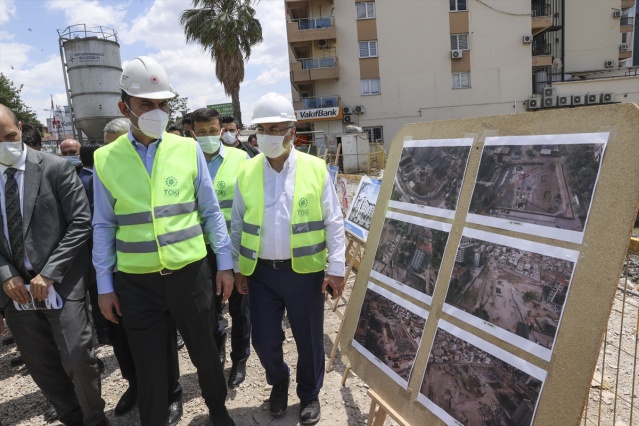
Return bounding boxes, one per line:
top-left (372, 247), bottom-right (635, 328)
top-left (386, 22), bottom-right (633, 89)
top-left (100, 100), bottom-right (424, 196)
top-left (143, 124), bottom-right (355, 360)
top-left (366, 390), bottom-right (410, 426)
top-left (326, 230), bottom-right (366, 376)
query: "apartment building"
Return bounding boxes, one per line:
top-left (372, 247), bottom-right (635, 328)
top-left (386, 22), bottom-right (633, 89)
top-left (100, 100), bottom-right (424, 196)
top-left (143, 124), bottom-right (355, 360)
top-left (285, 0), bottom-right (638, 149)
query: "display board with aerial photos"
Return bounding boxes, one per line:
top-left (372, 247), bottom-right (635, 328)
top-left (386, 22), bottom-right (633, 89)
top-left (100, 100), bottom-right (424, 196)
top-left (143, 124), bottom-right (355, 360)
top-left (340, 103), bottom-right (639, 426)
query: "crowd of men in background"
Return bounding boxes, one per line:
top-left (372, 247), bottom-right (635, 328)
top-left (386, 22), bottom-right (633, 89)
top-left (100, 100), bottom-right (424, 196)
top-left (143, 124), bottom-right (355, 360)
top-left (0, 55), bottom-right (345, 426)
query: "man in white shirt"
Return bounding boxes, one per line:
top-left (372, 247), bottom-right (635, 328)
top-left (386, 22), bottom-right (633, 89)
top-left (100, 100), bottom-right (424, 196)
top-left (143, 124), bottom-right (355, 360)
top-left (231, 93), bottom-right (345, 425)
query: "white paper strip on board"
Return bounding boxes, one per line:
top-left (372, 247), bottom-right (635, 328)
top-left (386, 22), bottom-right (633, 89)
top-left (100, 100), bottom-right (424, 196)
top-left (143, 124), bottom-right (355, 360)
top-left (468, 132), bottom-right (609, 244)
top-left (389, 138), bottom-right (474, 220)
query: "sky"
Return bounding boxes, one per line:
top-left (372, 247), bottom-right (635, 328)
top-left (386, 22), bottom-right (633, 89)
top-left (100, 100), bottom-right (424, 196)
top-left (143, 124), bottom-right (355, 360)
top-left (0, 0), bottom-right (291, 126)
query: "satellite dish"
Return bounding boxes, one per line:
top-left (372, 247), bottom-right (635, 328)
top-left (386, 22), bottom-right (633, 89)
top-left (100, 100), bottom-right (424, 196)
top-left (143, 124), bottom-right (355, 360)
top-left (552, 58), bottom-right (563, 69)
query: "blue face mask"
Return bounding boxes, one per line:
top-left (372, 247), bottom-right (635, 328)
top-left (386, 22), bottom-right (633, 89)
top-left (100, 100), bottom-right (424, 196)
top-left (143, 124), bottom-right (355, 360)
top-left (64, 155), bottom-right (82, 166)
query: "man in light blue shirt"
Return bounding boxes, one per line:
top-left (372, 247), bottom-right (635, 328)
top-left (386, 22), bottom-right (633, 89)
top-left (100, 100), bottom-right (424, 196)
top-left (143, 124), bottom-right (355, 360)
top-left (92, 56), bottom-right (235, 426)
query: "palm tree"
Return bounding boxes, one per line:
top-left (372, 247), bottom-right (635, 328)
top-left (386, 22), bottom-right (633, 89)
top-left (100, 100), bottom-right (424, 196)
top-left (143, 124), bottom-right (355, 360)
top-left (181, 0), bottom-right (263, 128)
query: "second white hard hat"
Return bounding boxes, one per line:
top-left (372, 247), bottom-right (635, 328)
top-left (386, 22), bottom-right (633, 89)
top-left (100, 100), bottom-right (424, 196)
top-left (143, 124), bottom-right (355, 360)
top-left (251, 92), bottom-right (297, 124)
top-left (120, 56), bottom-right (176, 99)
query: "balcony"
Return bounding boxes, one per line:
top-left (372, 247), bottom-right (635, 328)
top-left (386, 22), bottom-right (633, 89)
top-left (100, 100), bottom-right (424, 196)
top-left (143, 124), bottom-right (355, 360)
top-left (531, 3), bottom-right (552, 36)
top-left (293, 96), bottom-right (340, 111)
top-left (290, 57), bottom-right (339, 83)
top-left (532, 42), bottom-right (552, 68)
top-left (620, 16), bottom-right (634, 33)
top-left (287, 17), bottom-right (336, 43)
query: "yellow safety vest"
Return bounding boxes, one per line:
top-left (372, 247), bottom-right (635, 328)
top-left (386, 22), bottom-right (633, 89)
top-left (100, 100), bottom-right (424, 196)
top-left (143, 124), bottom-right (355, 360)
top-left (213, 147), bottom-right (247, 231)
top-left (237, 151), bottom-right (327, 275)
top-left (94, 132), bottom-right (206, 274)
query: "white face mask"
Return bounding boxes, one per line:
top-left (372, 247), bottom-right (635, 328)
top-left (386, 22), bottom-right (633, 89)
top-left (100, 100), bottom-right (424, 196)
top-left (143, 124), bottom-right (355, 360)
top-left (257, 133), bottom-right (289, 158)
top-left (0, 140), bottom-right (24, 166)
top-left (129, 107), bottom-right (169, 139)
top-left (196, 135), bottom-right (222, 155)
top-left (221, 132), bottom-right (237, 145)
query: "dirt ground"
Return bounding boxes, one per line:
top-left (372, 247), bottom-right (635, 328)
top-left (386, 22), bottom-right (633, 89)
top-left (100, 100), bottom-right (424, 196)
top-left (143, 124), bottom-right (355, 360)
top-left (0, 271), bottom-right (399, 426)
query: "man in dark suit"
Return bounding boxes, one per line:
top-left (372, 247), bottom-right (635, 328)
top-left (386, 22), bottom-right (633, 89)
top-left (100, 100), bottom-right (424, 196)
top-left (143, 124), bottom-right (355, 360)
top-left (0, 104), bottom-right (108, 426)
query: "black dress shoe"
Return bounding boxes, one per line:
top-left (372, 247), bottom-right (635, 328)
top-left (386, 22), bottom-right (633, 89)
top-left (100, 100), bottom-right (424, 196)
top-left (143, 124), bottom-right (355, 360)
top-left (43, 400), bottom-right (58, 421)
top-left (114, 386), bottom-right (137, 416)
top-left (210, 408), bottom-right (235, 426)
top-left (269, 376), bottom-right (289, 417)
top-left (227, 361), bottom-right (246, 388)
top-left (300, 398), bottom-right (321, 425)
top-left (168, 400), bottom-right (183, 426)
top-left (176, 330), bottom-right (185, 349)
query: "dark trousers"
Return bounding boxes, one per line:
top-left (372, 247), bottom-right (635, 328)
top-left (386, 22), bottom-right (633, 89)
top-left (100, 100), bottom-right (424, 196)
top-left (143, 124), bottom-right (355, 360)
top-left (114, 258), bottom-right (226, 426)
top-left (207, 247), bottom-right (251, 364)
top-left (5, 299), bottom-right (105, 425)
top-left (248, 262), bottom-right (325, 401)
top-left (106, 314), bottom-right (182, 403)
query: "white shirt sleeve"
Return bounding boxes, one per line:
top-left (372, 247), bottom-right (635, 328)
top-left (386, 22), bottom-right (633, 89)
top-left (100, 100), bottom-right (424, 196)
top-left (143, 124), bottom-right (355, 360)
top-left (321, 171), bottom-right (346, 276)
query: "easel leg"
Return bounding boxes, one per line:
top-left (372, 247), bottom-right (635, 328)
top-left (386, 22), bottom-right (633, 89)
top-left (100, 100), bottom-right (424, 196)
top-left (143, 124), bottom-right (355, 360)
top-left (366, 399), bottom-right (378, 426)
top-left (341, 365), bottom-right (351, 386)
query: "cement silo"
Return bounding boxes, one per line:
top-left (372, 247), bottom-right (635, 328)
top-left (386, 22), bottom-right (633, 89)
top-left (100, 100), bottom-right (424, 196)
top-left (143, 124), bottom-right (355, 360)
top-left (58, 25), bottom-right (123, 141)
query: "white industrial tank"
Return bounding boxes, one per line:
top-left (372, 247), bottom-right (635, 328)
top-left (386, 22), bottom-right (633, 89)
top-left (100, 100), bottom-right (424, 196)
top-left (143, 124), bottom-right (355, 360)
top-left (58, 25), bottom-right (123, 141)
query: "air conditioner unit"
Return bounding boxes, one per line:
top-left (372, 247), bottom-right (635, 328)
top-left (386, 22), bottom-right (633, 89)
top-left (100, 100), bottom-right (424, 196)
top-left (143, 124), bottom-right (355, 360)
top-left (451, 49), bottom-right (463, 59)
top-left (343, 115), bottom-right (353, 124)
top-left (523, 35), bottom-right (533, 44)
top-left (354, 105), bottom-right (365, 114)
top-left (317, 39), bottom-right (330, 49)
top-left (543, 96), bottom-right (556, 107)
top-left (620, 43), bottom-right (629, 51)
top-left (572, 95), bottom-right (585, 106)
top-left (526, 97), bottom-right (541, 110)
top-left (586, 93), bottom-right (600, 104)
top-left (613, 10), bottom-right (622, 18)
top-left (543, 87), bottom-right (556, 98)
top-left (604, 60), bottom-right (615, 68)
top-left (342, 106), bottom-right (352, 115)
top-left (557, 95), bottom-right (572, 106)
top-left (601, 92), bottom-right (614, 103)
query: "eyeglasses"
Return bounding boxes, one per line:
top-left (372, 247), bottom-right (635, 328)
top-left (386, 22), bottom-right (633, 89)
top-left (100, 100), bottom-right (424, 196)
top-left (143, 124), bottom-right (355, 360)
top-left (255, 126), bottom-right (293, 136)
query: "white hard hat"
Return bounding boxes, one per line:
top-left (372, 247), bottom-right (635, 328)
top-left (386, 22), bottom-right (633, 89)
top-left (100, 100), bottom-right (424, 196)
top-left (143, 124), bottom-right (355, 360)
top-left (251, 92), bottom-right (297, 124)
top-left (119, 56), bottom-right (176, 99)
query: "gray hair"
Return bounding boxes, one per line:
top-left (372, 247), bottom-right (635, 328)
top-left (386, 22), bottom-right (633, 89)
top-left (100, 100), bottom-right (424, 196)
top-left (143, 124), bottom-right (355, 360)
top-left (103, 117), bottom-right (130, 136)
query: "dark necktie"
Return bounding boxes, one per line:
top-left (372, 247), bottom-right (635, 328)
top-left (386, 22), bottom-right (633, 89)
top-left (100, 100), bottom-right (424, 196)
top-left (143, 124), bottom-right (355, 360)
top-left (4, 167), bottom-right (26, 275)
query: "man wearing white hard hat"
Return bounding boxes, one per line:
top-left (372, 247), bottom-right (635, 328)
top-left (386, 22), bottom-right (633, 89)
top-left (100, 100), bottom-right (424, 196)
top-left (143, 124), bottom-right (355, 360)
top-left (92, 56), bottom-right (235, 426)
top-left (231, 93), bottom-right (345, 424)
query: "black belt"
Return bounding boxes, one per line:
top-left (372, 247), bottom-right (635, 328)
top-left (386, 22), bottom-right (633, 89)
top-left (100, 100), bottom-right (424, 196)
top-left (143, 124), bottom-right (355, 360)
top-left (257, 259), bottom-right (292, 270)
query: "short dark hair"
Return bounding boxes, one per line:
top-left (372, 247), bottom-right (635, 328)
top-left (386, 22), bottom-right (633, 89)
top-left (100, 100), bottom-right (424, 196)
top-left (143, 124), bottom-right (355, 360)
top-left (80, 140), bottom-right (101, 168)
top-left (167, 125), bottom-right (182, 133)
top-left (121, 90), bottom-right (132, 105)
top-left (247, 134), bottom-right (257, 142)
top-left (221, 116), bottom-right (236, 125)
top-left (191, 108), bottom-right (221, 125)
top-left (21, 123), bottom-right (42, 148)
top-left (182, 113), bottom-right (193, 126)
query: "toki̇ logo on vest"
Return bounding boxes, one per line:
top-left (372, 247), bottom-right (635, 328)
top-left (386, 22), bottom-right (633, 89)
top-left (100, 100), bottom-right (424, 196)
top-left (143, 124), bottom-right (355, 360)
top-left (165, 176), bottom-right (179, 196)
top-left (216, 180), bottom-right (226, 198)
top-left (297, 197), bottom-right (309, 216)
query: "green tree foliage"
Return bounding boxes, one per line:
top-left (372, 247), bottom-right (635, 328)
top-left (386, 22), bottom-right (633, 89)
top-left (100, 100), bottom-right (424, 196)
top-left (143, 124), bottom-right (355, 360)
top-left (168, 95), bottom-right (189, 126)
top-left (0, 73), bottom-right (40, 126)
top-left (181, 0), bottom-right (263, 128)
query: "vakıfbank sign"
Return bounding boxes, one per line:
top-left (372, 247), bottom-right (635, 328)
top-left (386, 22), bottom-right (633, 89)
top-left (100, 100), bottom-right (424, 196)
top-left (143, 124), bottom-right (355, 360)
top-left (295, 107), bottom-right (344, 123)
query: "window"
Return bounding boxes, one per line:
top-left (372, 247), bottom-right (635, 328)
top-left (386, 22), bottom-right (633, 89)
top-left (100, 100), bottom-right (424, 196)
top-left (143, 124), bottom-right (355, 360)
top-left (450, 34), bottom-right (469, 50)
top-left (450, 0), bottom-right (467, 11)
top-left (361, 78), bottom-right (381, 95)
top-left (359, 40), bottom-right (378, 58)
top-left (452, 72), bottom-right (470, 89)
top-left (356, 2), bottom-right (376, 19)
top-left (363, 126), bottom-right (384, 144)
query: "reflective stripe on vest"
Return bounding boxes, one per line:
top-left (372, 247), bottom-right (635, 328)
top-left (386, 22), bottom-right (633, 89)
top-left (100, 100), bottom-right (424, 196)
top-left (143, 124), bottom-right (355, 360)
top-left (94, 132), bottom-right (207, 273)
top-left (213, 147), bottom-right (247, 232)
top-left (237, 151), bottom-right (327, 275)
